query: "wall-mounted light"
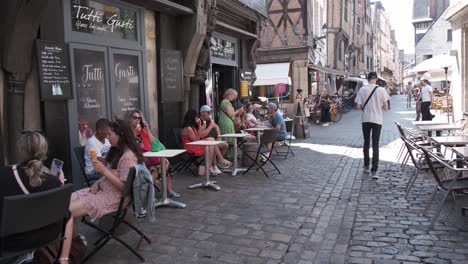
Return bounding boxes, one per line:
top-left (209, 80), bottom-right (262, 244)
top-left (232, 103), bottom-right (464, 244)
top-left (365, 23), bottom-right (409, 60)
top-left (313, 23), bottom-right (328, 49)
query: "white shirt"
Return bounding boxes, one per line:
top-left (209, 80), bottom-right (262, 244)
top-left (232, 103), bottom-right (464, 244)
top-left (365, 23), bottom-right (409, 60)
top-left (421, 84), bottom-right (433, 102)
top-left (84, 135), bottom-right (111, 174)
top-left (355, 84), bottom-right (390, 125)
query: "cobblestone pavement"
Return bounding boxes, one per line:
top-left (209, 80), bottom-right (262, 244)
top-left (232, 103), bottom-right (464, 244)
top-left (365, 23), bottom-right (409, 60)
top-left (86, 95), bottom-right (468, 264)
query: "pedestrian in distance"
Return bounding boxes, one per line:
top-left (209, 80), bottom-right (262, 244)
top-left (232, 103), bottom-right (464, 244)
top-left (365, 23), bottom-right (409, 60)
top-left (355, 72), bottom-right (390, 179)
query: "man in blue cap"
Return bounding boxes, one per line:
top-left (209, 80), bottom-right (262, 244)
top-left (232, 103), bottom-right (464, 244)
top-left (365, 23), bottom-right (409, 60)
top-left (266, 102), bottom-right (287, 142)
top-left (199, 105), bottom-right (229, 167)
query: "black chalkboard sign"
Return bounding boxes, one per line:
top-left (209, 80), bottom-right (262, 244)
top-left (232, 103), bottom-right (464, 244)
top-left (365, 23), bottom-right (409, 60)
top-left (160, 49), bottom-right (183, 103)
top-left (36, 40), bottom-right (73, 100)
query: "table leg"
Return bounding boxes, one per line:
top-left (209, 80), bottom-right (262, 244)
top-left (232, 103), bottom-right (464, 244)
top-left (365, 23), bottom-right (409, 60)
top-left (231, 137), bottom-right (246, 176)
top-left (155, 158), bottom-right (186, 209)
top-left (188, 145), bottom-right (220, 191)
top-left (257, 131), bottom-right (261, 145)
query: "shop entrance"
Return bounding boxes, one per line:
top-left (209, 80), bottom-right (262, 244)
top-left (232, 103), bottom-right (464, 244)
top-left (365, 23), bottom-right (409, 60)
top-left (210, 64), bottom-right (237, 118)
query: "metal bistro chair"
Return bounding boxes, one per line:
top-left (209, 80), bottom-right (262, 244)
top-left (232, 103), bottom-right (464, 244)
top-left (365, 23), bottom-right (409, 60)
top-left (172, 128), bottom-right (203, 177)
top-left (74, 146), bottom-right (95, 187)
top-left (81, 167), bottom-right (151, 263)
top-left (0, 184), bottom-right (73, 263)
top-left (242, 128), bottom-right (281, 178)
top-left (420, 146), bottom-right (468, 228)
top-left (275, 119), bottom-right (295, 158)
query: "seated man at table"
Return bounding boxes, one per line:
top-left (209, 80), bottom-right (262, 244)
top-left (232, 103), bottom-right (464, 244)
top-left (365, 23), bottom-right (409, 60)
top-left (84, 118), bottom-right (111, 180)
top-left (199, 105), bottom-right (230, 167)
top-left (266, 102), bottom-right (288, 146)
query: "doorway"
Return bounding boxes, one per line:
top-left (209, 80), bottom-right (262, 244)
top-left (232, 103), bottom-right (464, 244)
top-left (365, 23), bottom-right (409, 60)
top-left (209, 64), bottom-right (237, 118)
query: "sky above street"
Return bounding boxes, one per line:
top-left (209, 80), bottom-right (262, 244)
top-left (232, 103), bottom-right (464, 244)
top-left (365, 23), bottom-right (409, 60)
top-left (373, 0), bottom-right (415, 54)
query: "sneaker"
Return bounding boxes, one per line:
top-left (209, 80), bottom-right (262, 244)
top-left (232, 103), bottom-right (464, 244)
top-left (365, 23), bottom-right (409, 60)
top-left (168, 191), bottom-right (181, 198)
top-left (214, 165), bottom-right (222, 175)
top-left (322, 123), bottom-right (329, 127)
top-left (371, 171), bottom-right (380, 179)
top-left (363, 166), bottom-right (370, 173)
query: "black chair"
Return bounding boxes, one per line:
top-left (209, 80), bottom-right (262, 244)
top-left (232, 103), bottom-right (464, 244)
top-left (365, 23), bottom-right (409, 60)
top-left (172, 128), bottom-right (203, 177)
top-left (242, 128), bottom-right (281, 178)
top-left (81, 167), bottom-right (151, 263)
top-left (74, 146), bottom-right (95, 187)
top-left (0, 184), bottom-right (73, 263)
top-left (275, 120), bottom-right (295, 158)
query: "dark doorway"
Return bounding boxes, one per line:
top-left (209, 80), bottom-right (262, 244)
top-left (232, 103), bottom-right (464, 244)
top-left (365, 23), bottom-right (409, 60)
top-left (210, 64), bottom-right (237, 119)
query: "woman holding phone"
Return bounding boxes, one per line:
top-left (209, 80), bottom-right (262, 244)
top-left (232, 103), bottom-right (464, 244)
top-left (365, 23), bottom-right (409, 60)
top-left (128, 110), bottom-right (180, 198)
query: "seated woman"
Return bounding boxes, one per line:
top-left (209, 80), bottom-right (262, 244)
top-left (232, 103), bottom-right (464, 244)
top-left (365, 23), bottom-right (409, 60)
top-left (245, 103), bottom-right (268, 128)
top-left (316, 88), bottom-right (332, 126)
top-left (0, 131), bottom-right (64, 256)
top-left (128, 110), bottom-right (180, 198)
top-left (181, 109), bottom-right (231, 175)
top-left (59, 119), bottom-right (143, 263)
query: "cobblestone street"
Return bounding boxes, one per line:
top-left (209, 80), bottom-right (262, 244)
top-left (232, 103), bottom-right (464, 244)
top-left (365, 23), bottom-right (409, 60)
top-left (87, 95), bottom-right (468, 264)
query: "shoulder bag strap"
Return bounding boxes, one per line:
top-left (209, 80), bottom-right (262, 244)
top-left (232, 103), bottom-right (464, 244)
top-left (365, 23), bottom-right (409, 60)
top-left (12, 165), bottom-right (30, 194)
top-left (362, 86), bottom-right (379, 112)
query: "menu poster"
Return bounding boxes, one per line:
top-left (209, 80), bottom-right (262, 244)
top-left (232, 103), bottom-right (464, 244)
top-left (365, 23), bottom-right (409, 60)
top-left (160, 49), bottom-right (183, 103)
top-left (36, 40), bottom-right (72, 100)
top-left (210, 36), bottom-right (236, 61)
top-left (74, 49), bottom-right (107, 135)
top-left (112, 54), bottom-right (140, 118)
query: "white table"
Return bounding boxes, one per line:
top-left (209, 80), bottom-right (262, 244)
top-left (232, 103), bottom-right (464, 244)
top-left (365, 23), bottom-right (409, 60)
top-left (417, 124), bottom-right (464, 135)
top-left (219, 133), bottom-right (248, 176)
top-left (245, 127), bottom-right (269, 145)
top-left (412, 120), bottom-right (449, 126)
top-left (144, 150), bottom-right (187, 209)
top-left (186, 140), bottom-right (226, 191)
top-left (431, 136), bottom-right (468, 146)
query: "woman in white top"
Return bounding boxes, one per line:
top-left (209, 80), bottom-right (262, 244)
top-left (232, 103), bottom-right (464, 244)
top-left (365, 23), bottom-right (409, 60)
top-left (245, 103), bottom-right (268, 128)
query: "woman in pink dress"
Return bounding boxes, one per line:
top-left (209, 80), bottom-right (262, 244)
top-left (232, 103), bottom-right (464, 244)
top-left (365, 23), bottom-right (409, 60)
top-left (59, 119), bottom-right (144, 263)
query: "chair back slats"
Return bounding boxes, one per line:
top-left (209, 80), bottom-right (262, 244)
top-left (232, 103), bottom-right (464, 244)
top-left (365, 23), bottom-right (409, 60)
top-left (1, 184), bottom-right (72, 237)
top-left (74, 146), bottom-right (92, 187)
top-left (260, 128), bottom-right (279, 146)
top-left (116, 167), bottom-right (136, 214)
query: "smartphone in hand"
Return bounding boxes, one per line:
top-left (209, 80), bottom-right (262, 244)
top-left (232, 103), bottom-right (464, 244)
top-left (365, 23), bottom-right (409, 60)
top-left (50, 159), bottom-right (64, 177)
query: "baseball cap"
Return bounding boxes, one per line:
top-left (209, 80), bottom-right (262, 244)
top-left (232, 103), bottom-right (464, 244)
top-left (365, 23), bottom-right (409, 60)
top-left (367, 71), bottom-right (378, 80)
top-left (253, 103), bottom-right (262, 109)
top-left (266, 102), bottom-right (278, 110)
top-left (200, 105), bottom-right (212, 112)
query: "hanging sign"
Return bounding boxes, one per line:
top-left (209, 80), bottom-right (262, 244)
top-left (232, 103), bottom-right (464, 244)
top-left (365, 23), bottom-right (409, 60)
top-left (275, 83), bottom-right (287, 94)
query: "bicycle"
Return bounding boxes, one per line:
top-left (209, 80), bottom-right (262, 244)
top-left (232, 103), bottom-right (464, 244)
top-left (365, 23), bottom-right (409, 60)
top-left (330, 101), bottom-right (343, 123)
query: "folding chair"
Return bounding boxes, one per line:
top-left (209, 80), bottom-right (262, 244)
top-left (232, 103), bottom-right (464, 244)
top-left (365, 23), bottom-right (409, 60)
top-left (242, 128), bottom-right (281, 178)
top-left (275, 120), bottom-right (295, 158)
top-left (420, 146), bottom-right (468, 228)
top-left (74, 146), bottom-right (95, 187)
top-left (81, 167), bottom-right (151, 262)
top-left (172, 128), bottom-right (202, 177)
top-left (0, 184), bottom-right (72, 263)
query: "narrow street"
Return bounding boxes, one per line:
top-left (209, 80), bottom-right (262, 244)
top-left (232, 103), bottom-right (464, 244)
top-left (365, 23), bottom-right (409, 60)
top-left (88, 95), bottom-right (468, 264)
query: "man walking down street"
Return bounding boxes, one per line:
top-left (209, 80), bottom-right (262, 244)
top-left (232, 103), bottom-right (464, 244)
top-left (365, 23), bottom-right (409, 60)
top-left (420, 79), bottom-right (434, 121)
top-left (355, 72), bottom-right (390, 179)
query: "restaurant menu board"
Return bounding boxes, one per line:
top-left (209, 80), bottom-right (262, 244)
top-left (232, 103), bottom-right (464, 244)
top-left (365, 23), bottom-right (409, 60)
top-left (210, 36), bottom-right (236, 61)
top-left (71, 0), bottom-right (137, 41)
top-left (74, 49), bottom-right (107, 135)
top-left (112, 54), bottom-right (140, 118)
top-left (36, 40), bottom-right (72, 100)
top-left (160, 49), bottom-right (183, 103)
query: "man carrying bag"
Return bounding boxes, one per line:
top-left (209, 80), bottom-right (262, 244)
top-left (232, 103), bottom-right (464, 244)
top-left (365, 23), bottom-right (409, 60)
top-left (355, 72), bottom-right (390, 179)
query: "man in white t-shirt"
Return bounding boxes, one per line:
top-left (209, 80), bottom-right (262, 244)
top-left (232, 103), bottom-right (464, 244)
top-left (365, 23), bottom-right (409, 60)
top-left (420, 79), bottom-right (434, 121)
top-left (84, 118), bottom-right (111, 180)
top-left (355, 72), bottom-right (390, 179)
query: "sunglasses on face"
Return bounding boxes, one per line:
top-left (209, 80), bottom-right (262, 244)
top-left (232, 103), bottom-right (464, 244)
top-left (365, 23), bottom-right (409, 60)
top-left (131, 116), bottom-right (142, 121)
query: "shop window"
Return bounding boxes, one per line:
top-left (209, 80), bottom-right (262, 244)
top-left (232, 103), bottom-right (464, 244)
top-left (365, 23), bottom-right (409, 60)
top-left (74, 49), bottom-right (108, 142)
top-left (112, 53), bottom-right (140, 118)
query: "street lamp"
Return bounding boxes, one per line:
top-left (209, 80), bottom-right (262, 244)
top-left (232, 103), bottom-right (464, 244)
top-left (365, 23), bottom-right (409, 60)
top-left (313, 23), bottom-right (328, 48)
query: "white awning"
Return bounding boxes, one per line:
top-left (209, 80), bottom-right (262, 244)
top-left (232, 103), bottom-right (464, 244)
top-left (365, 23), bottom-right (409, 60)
top-left (309, 64), bottom-right (346, 76)
top-left (253, 63), bottom-right (291, 86)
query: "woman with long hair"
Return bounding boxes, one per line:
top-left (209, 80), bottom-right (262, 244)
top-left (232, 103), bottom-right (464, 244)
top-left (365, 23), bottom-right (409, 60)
top-left (59, 119), bottom-right (143, 263)
top-left (245, 103), bottom-right (267, 128)
top-left (181, 109), bottom-right (227, 175)
top-left (128, 110), bottom-right (180, 198)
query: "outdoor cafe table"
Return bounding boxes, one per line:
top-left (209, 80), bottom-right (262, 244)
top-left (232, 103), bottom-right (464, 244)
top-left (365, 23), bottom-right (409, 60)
top-left (412, 120), bottom-right (449, 126)
top-left (144, 150), bottom-right (187, 209)
top-left (416, 124), bottom-right (463, 135)
top-left (245, 127), bottom-right (269, 145)
top-left (186, 140), bottom-right (226, 191)
top-left (219, 133), bottom-right (248, 176)
top-left (430, 136), bottom-right (468, 146)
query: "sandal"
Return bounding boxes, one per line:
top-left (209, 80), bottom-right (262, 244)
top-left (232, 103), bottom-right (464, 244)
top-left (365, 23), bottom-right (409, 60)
top-left (217, 159), bottom-right (233, 168)
top-left (209, 167), bottom-right (220, 175)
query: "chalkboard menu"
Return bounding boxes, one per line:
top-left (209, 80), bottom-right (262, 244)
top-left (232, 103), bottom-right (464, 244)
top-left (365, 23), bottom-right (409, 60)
top-left (74, 49), bottom-right (107, 135)
top-left (112, 54), bottom-right (140, 118)
top-left (71, 0), bottom-right (137, 41)
top-left (160, 49), bottom-right (183, 103)
top-left (36, 40), bottom-right (72, 100)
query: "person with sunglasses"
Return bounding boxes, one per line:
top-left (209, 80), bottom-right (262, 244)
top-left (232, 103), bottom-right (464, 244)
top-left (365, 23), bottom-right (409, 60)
top-left (128, 110), bottom-right (180, 198)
